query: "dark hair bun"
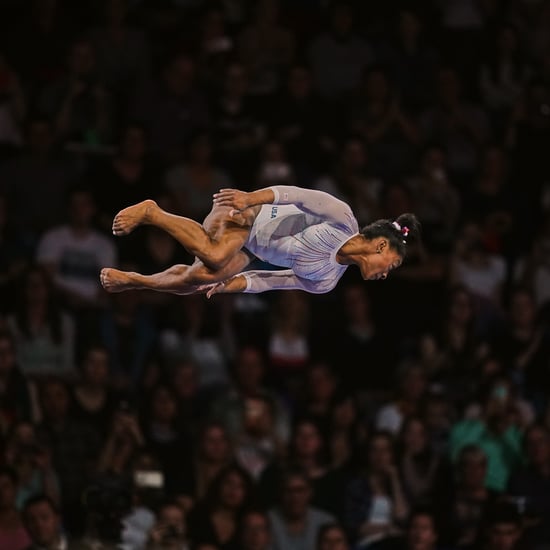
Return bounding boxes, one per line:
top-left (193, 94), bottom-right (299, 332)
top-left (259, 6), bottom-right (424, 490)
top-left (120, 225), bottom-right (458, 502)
top-left (395, 213), bottom-right (421, 242)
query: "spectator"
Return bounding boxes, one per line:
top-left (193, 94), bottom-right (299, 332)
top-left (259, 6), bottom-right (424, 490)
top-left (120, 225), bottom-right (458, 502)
top-left (0, 116), bottom-right (80, 238)
top-left (71, 344), bottom-right (119, 437)
top-left (210, 344), bottom-right (290, 446)
top-left (238, 509), bottom-right (273, 550)
top-left (375, 364), bottom-right (428, 436)
top-left (268, 468), bottom-right (335, 550)
top-left (38, 36), bottom-right (114, 146)
top-left (255, 139), bottom-right (295, 188)
top-left (36, 377), bottom-right (101, 535)
top-left (473, 501), bottom-right (525, 550)
top-left (0, 466), bottom-right (31, 550)
top-left (130, 51), bottom-right (210, 166)
top-left (35, 185), bottom-right (118, 311)
top-left (307, 1), bottom-right (374, 101)
top-left (164, 130), bottom-right (232, 220)
top-left (449, 384), bottom-right (523, 492)
top-left (3, 420), bottom-right (60, 510)
top-left (507, 423), bottom-right (550, 548)
top-left (396, 416), bottom-right (453, 510)
top-left (146, 499), bottom-right (190, 550)
top-left (316, 522), bottom-right (351, 550)
top-left (0, 51), bottom-right (25, 157)
top-left (21, 494), bottom-right (67, 550)
top-left (348, 65), bottom-right (419, 180)
top-left (343, 431), bottom-right (409, 547)
top-left (237, 0), bottom-right (295, 96)
top-left (418, 66), bottom-right (491, 185)
top-left (5, 264), bottom-right (76, 379)
top-left (88, 0), bottom-right (152, 108)
top-left (0, 330), bottom-right (39, 439)
top-left (449, 445), bottom-right (500, 547)
top-left (187, 464), bottom-right (255, 550)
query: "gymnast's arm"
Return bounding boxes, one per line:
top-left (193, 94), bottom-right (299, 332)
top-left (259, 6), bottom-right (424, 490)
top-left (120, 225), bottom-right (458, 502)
top-left (205, 269), bottom-right (326, 297)
top-left (213, 185), bottom-right (354, 227)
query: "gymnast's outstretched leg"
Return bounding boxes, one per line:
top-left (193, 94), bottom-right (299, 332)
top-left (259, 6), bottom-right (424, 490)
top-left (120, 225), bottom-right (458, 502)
top-left (111, 200), bottom-right (256, 270)
top-left (100, 250), bottom-right (252, 294)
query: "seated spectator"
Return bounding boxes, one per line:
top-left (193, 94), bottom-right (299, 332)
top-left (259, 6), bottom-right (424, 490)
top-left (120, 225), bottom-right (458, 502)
top-left (348, 64), bottom-right (419, 180)
top-left (233, 394), bottom-right (285, 481)
top-left (37, 36), bottom-right (114, 146)
top-left (210, 345), bottom-right (290, 446)
top-left (268, 468), bottom-right (335, 550)
top-left (99, 280), bottom-right (157, 392)
top-left (238, 509), bottom-right (273, 550)
top-left (449, 381), bottom-right (523, 492)
top-left (187, 464), bottom-right (255, 550)
top-left (375, 364), bottom-right (428, 436)
top-left (35, 185), bottom-right (118, 311)
top-left (473, 501), bottom-right (525, 550)
top-left (0, 330), bottom-right (39, 439)
top-left (316, 522), bottom-right (351, 550)
top-left (21, 494), bottom-right (67, 550)
top-left (343, 431), bottom-right (409, 547)
top-left (141, 383), bottom-right (190, 491)
top-left (5, 264), bottom-right (76, 379)
top-left (448, 445), bottom-right (501, 548)
top-left (396, 416), bottom-right (453, 510)
top-left (306, 1), bottom-right (373, 101)
top-left (507, 423), bottom-right (550, 548)
top-left (384, 509), bottom-right (441, 550)
top-left (3, 420), bottom-right (60, 510)
top-left (0, 116), bottom-right (80, 239)
top-left (129, 51), bottom-right (210, 167)
top-left (174, 422), bottom-right (234, 510)
top-left (71, 343), bottom-right (119, 437)
top-left (259, 417), bottom-right (345, 518)
top-left (36, 377), bottom-right (102, 535)
top-left (146, 499), bottom-right (189, 550)
top-left (0, 51), bottom-right (25, 157)
top-left (0, 466), bottom-right (31, 550)
top-left (164, 130), bottom-right (232, 220)
top-left (237, 0), bottom-right (295, 96)
top-left (255, 139), bottom-right (296, 189)
top-left (418, 66), bottom-right (491, 185)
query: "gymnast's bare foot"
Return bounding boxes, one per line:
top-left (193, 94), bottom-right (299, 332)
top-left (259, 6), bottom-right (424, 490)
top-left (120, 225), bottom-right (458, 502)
top-left (112, 199), bottom-right (157, 236)
top-left (100, 268), bottom-right (135, 292)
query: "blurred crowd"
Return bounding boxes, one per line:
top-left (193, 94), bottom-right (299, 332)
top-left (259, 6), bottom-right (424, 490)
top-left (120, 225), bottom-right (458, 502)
top-left (1, 0), bottom-right (550, 549)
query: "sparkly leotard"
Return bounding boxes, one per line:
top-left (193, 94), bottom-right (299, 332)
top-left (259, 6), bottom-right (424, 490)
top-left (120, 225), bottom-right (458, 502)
top-left (241, 186), bottom-right (359, 294)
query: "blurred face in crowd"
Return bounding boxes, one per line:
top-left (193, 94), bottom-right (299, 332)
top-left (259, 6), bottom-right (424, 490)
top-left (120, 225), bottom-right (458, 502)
top-left (120, 125), bottom-right (146, 161)
top-left (224, 63), bottom-right (247, 97)
top-left (318, 525), bottom-right (349, 550)
top-left (172, 362), bottom-right (198, 399)
top-left (449, 288), bottom-right (473, 325)
top-left (151, 386), bottom-right (178, 424)
top-left (509, 290), bottom-right (536, 329)
top-left (293, 421), bottom-right (322, 460)
top-left (401, 366), bottom-right (427, 401)
top-left (68, 40), bottom-right (95, 77)
top-left (200, 425), bottom-right (230, 463)
top-left (234, 347), bottom-right (265, 393)
top-left (402, 418), bottom-right (428, 455)
top-left (308, 364), bottom-right (336, 403)
top-left (157, 503), bottom-right (186, 538)
top-left (408, 514), bottom-right (438, 550)
top-left (41, 380), bottom-right (70, 421)
top-left (281, 475), bottom-right (311, 519)
top-left (288, 66), bottom-right (311, 98)
top-left (82, 347), bottom-right (109, 387)
top-left (525, 426), bottom-right (550, 469)
top-left (164, 55), bottom-right (194, 95)
top-left (487, 522), bottom-right (521, 550)
top-left (68, 190), bottom-right (96, 228)
top-left (219, 470), bottom-right (247, 510)
top-left (368, 434), bottom-right (394, 473)
top-left (24, 500), bottom-right (61, 547)
top-left (459, 448), bottom-right (488, 489)
top-left (341, 139), bottom-right (366, 172)
top-left (241, 511), bottom-right (271, 550)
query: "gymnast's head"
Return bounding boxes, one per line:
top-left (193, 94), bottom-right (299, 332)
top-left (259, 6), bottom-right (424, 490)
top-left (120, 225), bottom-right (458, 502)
top-left (354, 213), bottom-right (421, 281)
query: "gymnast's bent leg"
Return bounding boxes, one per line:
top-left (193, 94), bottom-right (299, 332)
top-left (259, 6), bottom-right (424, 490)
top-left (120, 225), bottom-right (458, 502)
top-left (111, 200), bottom-right (254, 271)
top-left (100, 250), bottom-right (253, 294)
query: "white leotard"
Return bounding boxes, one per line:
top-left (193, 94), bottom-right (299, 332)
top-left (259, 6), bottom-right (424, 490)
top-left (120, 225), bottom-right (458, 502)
top-left (241, 186), bottom-right (359, 294)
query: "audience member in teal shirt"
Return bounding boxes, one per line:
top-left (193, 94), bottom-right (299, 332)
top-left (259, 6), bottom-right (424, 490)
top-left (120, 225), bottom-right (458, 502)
top-left (449, 380), bottom-right (523, 491)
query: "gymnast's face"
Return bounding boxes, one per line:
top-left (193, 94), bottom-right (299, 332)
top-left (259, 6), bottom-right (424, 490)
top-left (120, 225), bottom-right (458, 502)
top-left (361, 239), bottom-right (402, 280)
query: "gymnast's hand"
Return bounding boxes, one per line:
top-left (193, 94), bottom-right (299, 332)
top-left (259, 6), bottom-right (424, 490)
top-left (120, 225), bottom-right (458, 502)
top-left (213, 188), bottom-right (250, 215)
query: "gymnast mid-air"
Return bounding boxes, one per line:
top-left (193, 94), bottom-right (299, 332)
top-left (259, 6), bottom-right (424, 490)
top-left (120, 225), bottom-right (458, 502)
top-left (100, 185), bottom-right (420, 298)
